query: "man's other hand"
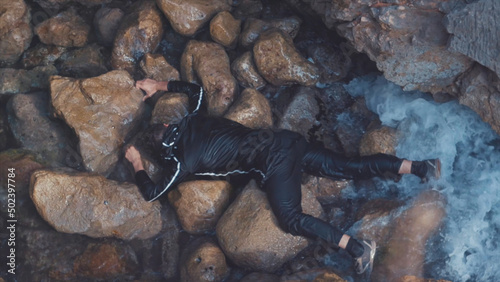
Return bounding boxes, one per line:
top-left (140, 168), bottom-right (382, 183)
top-left (136, 78), bottom-right (159, 101)
top-left (125, 145), bottom-right (145, 172)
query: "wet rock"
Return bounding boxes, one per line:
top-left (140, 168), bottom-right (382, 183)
top-left (111, 0), bottom-right (164, 74)
top-left (57, 44), bottom-right (108, 78)
top-left (0, 150), bottom-right (44, 195)
top-left (355, 190), bottom-right (446, 281)
top-left (139, 53), bottom-right (180, 82)
top-left (278, 87), bottom-right (320, 138)
top-left (457, 64), bottom-right (500, 136)
top-left (30, 168), bottom-right (162, 240)
top-left (21, 43), bottom-right (66, 69)
top-left (281, 268), bottom-right (346, 282)
top-left (34, 8), bottom-right (90, 48)
top-left (232, 0), bottom-right (263, 20)
top-left (151, 93), bottom-right (188, 124)
top-left (50, 70), bottom-right (145, 175)
top-left (156, 0), bottom-right (231, 37)
top-left (303, 176), bottom-right (352, 205)
top-left (216, 180), bottom-right (324, 272)
top-left (240, 17), bottom-right (302, 48)
top-left (359, 126), bottom-right (399, 156)
top-left (0, 0), bottom-right (33, 66)
top-left (0, 66), bottom-right (58, 95)
top-left (73, 242), bottom-right (139, 280)
top-left (445, 0), bottom-right (500, 77)
top-left (308, 44), bottom-right (351, 84)
top-left (6, 92), bottom-right (75, 166)
top-left (180, 238), bottom-right (230, 282)
top-left (168, 180), bottom-right (232, 234)
top-left (253, 30), bottom-right (319, 87)
top-left (231, 51), bottom-right (266, 90)
top-left (94, 7), bottom-right (125, 47)
top-left (181, 40), bottom-right (237, 116)
top-left (240, 272), bottom-right (280, 282)
top-left (210, 11), bottom-right (241, 48)
top-left (224, 88), bottom-right (273, 129)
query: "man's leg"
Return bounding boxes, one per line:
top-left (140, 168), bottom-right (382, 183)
top-left (263, 153), bottom-right (366, 261)
top-left (301, 145), bottom-right (404, 179)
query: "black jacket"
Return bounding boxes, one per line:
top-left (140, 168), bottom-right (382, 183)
top-left (135, 81), bottom-right (274, 202)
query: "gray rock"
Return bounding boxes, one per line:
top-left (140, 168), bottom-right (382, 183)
top-left (94, 7), bottom-right (124, 47)
top-left (446, 0), bottom-right (500, 77)
top-left (278, 87), bottom-right (320, 138)
top-left (0, 0), bottom-right (32, 66)
top-left (0, 66), bottom-right (58, 95)
top-left (57, 44), bottom-right (108, 78)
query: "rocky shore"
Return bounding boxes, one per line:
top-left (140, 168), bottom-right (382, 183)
top-left (1, 0), bottom-right (498, 281)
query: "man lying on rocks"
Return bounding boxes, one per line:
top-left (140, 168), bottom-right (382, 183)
top-left (125, 78), bottom-right (441, 276)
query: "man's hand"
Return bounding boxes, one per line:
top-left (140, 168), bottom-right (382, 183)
top-left (125, 145), bottom-right (145, 172)
top-left (136, 78), bottom-right (159, 101)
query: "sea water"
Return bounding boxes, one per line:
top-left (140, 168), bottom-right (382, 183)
top-left (344, 75), bottom-right (500, 281)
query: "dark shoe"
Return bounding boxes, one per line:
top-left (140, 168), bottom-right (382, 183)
top-left (354, 240), bottom-right (376, 275)
top-left (421, 159), bottom-right (441, 183)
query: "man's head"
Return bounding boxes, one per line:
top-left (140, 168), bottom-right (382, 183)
top-left (138, 123), bottom-right (169, 154)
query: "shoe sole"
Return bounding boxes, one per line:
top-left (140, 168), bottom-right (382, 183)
top-left (357, 240), bottom-right (376, 275)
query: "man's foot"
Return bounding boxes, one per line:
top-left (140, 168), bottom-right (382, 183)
top-left (354, 240), bottom-right (376, 275)
top-left (421, 159), bottom-right (441, 183)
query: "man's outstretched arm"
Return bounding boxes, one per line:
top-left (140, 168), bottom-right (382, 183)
top-left (135, 78), bottom-right (206, 114)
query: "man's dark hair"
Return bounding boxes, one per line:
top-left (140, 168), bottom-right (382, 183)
top-left (136, 123), bottom-right (167, 160)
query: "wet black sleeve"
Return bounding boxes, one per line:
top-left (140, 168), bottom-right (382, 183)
top-left (134, 158), bottom-right (189, 202)
top-left (167, 81), bottom-right (206, 114)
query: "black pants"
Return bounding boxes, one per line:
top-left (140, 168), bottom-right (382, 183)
top-left (262, 131), bottom-right (403, 247)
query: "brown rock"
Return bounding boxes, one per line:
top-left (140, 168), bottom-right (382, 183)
top-left (0, 0), bottom-right (33, 66)
top-left (111, 0), bottom-right (164, 74)
top-left (73, 242), bottom-right (139, 280)
top-left (216, 180), bottom-right (324, 272)
top-left (21, 43), bottom-right (66, 69)
top-left (6, 92), bottom-right (75, 166)
top-left (34, 8), bottom-right (90, 48)
top-left (210, 11), bottom-right (241, 48)
top-left (57, 44), bottom-right (108, 78)
top-left (240, 17), bottom-right (302, 48)
top-left (180, 238), bottom-right (230, 282)
top-left (156, 0), bottom-right (231, 36)
top-left (50, 70), bottom-right (145, 176)
top-left (231, 51), bottom-right (266, 90)
top-left (254, 30), bottom-right (319, 86)
top-left (457, 64), bottom-right (500, 136)
top-left (303, 176), bottom-right (352, 205)
top-left (0, 66), bottom-right (58, 95)
top-left (140, 53), bottom-right (180, 82)
top-left (359, 126), bottom-right (399, 156)
top-left (224, 88), bottom-right (272, 129)
top-left (0, 150), bottom-right (44, 195)
top-left (151, 92), bottom-right (189, 124)
top-left (168, 180), bottom-right (232, 234)
top-left (281, 268), bottom-right (347, 282)
top-left (396, 276), bottom-right (451, 282)
top-left (240, 272), bottom-right (280, 282)
top-left (181, 40), bottom-right (238, 116)
top-left (278, 87), bottom-right (320, 138)
top-left (30, 168), bottom-right (162, 240)
top-left (93, 7), bottom-right (125, 47)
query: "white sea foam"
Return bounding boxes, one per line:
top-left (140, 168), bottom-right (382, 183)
top-left (344, 75), bottom-right (500, 281)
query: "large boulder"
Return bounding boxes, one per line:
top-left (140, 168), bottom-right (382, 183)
top-left (0, 0), bottom-right (32, 66)
top-left (34, 8), bottom-right (90, 48)
top-left (30, 168), bottom-right (162, 240)
top-left (0, 66), bottom-right (57, 95)
top-left (50, 70), bottom-right (145, 176)
top-left (224, 88), bottom-right (273, 129)
top-left (111, 0), bottom-right (164, 74)
top-left (168, 180), bottom-right (232, 234)
top-left (216, 180), bottom-right (324, 272)
top-left (253, 30), bottom-right (319, 87)
top-left (156, 0), bottom-right (231, 37)
top-left (445, 0), bottom-right (500, 78)
top-left (181, 40), bottom-right (238, 116)
top-left (6, 92), bottom-right (75, 166)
